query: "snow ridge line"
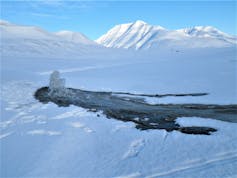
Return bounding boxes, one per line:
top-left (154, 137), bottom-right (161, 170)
top-left (146, 151), bottom-right (237, 178)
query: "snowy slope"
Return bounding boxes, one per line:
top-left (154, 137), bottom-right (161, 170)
top-left (0, 20), bottom-right (56, 40)
top-left (54, 30), bottom-right (97, 45)
top-left (96, 20), bottom-right (237, 49)
top-left (0, 20), bottom-right (104, 57)
top-left (1, 20), bottom-right (237, 178)
top-left (1, 47), bottom-right (237, 178)
top-left (178, 26), bottom-right (235, 42)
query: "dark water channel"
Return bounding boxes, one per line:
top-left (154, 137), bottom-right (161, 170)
top-left (35, 87), bottom-right (237, 135)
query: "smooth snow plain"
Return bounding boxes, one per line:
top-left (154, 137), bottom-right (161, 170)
top-left (1, 44), bottom-right (237, 177)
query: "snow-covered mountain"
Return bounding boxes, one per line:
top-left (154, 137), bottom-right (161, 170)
top-left (54, 30), bottom-right (96, 45)
top-left (0, 20), bottom-right (102, 57)
top-left (1, 19), bottom-right (237, 178)
top-left (1, 19), bottom-right (236, 58)
top-left (96, 20), bottom-right (237, 49)
top-left (0, 20), bottom-right (55, 40)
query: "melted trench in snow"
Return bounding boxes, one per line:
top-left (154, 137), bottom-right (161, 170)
top-left (34, 87), bottom-right (237, 135)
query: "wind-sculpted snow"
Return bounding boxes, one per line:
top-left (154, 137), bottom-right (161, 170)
top-left (122, 139), bottom-right (145, 159)
top-left (27, 129), bottom-right (61, 136)
top-left (0, 132), bottom-right (13, 140)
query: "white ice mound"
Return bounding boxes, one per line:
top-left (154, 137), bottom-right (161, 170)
top-left (49, 71), bottom-right (66, 95)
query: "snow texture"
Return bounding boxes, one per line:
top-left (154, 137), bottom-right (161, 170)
top-left (1, 20), bottom-right (237, 178)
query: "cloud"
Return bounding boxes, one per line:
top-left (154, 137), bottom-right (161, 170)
top-left (32, 1), bottom-right (93, 9)
top-left (37, 1), bottom-right (109, 10)
top-left (33, 0), bottom-right (64, 7)
top-left (31, 12), bottom-right (68, 19)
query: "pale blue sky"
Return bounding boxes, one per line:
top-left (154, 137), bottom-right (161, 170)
top-left (1, 1), bottom-right (236, 40)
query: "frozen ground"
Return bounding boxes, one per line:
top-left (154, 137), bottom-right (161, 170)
top-left (1, 46), bottom-right (237, 177)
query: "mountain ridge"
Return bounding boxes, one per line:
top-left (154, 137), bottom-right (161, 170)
top-left (0, 20), bottom-right (95, 45)
top-left (96, 20), bottom-right (236, 49)
top-left (1, 19), bottom-right (236, 55)
top-left (0, 20), bottom-right (105, 57)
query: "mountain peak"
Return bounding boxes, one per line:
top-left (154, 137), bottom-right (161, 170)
top-left (55, 30), bottom-right (96, 45)
top-left (96, 22), bottom-right (236, 50)
top-left (177, 25), bottom-right (234, 39)
top-left (96, 21), bottom-right (167, 49)
top-left (133, 20), bottom-right (147, 25)
top-left (182, 26), bottom-right (218, 32)
top-left (0, 19), bottom-right (12, 26)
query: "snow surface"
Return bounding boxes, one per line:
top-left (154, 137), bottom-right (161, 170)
top-left (1, 21), bottom-right (237, 177)
top-left (0, 20), bottom-right (110, 58)
top-left (54, 30), bottom-right (97, 45)
top-left (96, 20), bottom-right (237, 49)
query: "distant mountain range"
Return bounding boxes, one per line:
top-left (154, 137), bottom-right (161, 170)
top-left (0, 20), bottom-right (236, 57)
top-left (96, 20), bottom-right (236, 49)
top-left (0, 20), bottom-right (96, 45)
top-left (0, 20), bottom-right (104, 57)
